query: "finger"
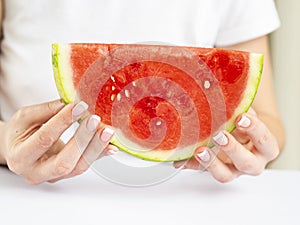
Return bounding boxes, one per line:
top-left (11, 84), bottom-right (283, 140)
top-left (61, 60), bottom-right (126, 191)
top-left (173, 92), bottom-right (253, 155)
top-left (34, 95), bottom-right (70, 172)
top-left (68, 126), bottom-right (115, 176)
top-left (231, 128), bottom-right (250, 146)
top-left (236, 113), bottom-right (279, 160)
top-left (48, 145), bottom-right (119, 183)
top-left (14, 100), bottom-right (65, 127)
top-left (228, 106), bottom-right (257, 145)
top-left (100, 144), bottom-right (119, 158)
top-left (27, 113), bottom-right (99, 184)
top-left (212, 130), bottom-right (264, 175)
top-left (173, 157), bottom-right (204, 170)
top-left (194, 147), bottom-right (240, 183)
top-left (20, 101), bottom-right (88, 163)
top-left (38, 139), bottom-right (66, 162)
top-left (49, 126), bottom-right (117, 183)
top-left (215, 150), bottom-right (233, 164)
top-left (173, 159), bottom-right (187, 169)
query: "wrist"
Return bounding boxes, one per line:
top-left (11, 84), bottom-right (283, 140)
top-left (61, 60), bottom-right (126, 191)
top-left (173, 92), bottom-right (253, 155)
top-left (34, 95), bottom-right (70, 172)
top-left (0, 120), bottom-right (7, 165)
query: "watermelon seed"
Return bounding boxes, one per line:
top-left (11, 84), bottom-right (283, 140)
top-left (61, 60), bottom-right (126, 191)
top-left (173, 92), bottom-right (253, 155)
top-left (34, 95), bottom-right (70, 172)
top-left (125, 89), bottom-right (130, 98)
top-left (110, 75), bottom-right (116, 83)
top-left (204, 80), bottom-right (211, 89)
top-left (117, 93), bottom-right (121, 101)
top-left (156, 120), bottom-right (162, 126)
top-left (111, 94), bottom-right (116, 101)
top-left (132, 81), bottom-right (137, 87)
top-left (112, 86), bottom-right (116, 91)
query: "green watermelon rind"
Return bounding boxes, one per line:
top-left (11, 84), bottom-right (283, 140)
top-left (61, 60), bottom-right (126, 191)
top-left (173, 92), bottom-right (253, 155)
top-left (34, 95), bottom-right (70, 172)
top-left (52, 44), bottom-right (263, 162)
top-left (52, 44), bottom-right (76, 104)
top-left (226, 53), bottom-right (263, 133)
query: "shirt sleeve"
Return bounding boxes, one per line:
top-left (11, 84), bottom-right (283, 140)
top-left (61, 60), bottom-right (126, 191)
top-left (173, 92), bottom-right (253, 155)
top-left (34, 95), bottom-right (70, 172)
top-left (215, 0), bottom-right (280, 47)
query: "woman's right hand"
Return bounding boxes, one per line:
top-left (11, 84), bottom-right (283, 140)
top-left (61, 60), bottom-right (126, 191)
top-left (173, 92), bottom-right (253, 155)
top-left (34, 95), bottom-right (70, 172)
top-left (0, 100), bottom-right (117, 184)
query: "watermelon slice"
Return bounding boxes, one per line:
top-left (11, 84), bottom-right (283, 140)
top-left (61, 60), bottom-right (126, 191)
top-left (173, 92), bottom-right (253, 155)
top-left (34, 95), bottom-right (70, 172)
top-left (52, 43), bottom-right (263, 162)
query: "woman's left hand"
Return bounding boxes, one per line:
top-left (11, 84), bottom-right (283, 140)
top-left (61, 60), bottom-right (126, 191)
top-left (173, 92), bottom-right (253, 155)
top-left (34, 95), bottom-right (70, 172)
top-left (173, 108), bottom-right (280, 183)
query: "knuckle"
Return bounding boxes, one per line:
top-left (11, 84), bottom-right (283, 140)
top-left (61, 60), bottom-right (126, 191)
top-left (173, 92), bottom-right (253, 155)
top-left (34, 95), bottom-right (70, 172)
top-left (53, 160), bottom-right (73, 177)
top-left (57, 112), bottom-right (73, 127)
top-left (25, 177), bottom-right (42, 185)
top-left (216, 173), bottom-right (235, 183)
top-left (239, 159), bottom-right (265, 176)
top-left (257, 131), bottom-right (271, 146)
top-left (238, 159), bottom-right (256, 173)
top-left (46, 101), bottom-right (57, 115)
top-left (221, 140), bottom-right (238, 155)
top-left (37, 130), bottom-right (54, 148)
top-left (72, 165), bottom-right (88, 176)
top-left (14, 107), bottom-right (30, 121)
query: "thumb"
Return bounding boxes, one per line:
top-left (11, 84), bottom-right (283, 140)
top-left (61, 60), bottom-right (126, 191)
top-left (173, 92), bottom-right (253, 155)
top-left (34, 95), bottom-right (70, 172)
top-left (19, 100), bottom-right (66, 126)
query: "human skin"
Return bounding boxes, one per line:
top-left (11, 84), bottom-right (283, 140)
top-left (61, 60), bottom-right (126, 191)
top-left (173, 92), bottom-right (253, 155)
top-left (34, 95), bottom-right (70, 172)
top-left (0, 1), bottom-right (285, 184)
top-left (174, 36), bottom-right (285, 183)
top-left (0, 100), bottom-right (118, 184)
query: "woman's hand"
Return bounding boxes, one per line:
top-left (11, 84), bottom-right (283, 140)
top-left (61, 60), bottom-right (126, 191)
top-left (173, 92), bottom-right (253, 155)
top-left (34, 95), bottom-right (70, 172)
top-left (0, 100), bottom-right (118, 184)
top-left (174, 108), bottom-right (280, 183)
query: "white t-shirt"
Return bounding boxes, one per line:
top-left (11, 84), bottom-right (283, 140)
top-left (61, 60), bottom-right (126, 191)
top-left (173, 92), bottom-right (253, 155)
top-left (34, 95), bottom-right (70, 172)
top-left (0, 0), bottom-right (280, 121)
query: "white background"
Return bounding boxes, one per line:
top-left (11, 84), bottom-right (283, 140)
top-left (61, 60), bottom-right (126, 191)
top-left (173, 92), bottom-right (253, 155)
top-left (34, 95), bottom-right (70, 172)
top-left (1, 166), bottom-right (299, 225)
top-left (269, 0), bottom-right (300, 170)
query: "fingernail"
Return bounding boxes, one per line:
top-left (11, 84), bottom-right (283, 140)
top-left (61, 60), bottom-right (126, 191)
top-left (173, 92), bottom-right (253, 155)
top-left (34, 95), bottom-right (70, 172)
top-left (86, 115), bottom-right (101, 132)
top-left (196, 149), bottom-right (210, 162)
top-left (106, 145), bottom-right (119, 155)
top-left (174, 162), bottom-right (185, 169)
top-left (238, 115), bottom-right (251, 128)
top-left (101, 127), bottom-right (115, 142)
top-left (57, 99), bottom-right (66, 107)
top-left (213, 131), bottom-right (228, 146)
top-left (108, 146), bottom-right (119, 155)
top-left (72, 101), bottom-right (88, 117)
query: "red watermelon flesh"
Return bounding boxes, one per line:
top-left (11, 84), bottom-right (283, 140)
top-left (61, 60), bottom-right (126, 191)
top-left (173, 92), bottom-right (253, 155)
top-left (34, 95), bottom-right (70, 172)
top-left (52, 43), bottom-right (263, 162)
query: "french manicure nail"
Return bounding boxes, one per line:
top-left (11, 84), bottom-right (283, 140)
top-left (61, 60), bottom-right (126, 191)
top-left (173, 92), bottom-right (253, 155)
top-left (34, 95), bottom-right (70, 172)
top-left (238, 115), bottom-right (251, 128)
top-left (196, 149), bottom-right (210, 162)
top-left (72, 101), bottom-right (88, 117)
top-left (107, 145), bottom-right (119, 155)
top-left (173, 162), bottom-right (183, 169)
top-left (86, 115), bottom-right (101, 132)
top-left (108, 148), bottom-right (119, 155)
top-left (101, 127), bottom-right (115, 142)
top-left (213, 131), bottom-right (228, 146)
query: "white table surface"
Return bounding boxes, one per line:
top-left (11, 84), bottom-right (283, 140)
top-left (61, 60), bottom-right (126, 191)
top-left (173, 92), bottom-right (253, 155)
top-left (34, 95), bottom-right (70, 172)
top-left (0, 166), bottom-right (299, 225)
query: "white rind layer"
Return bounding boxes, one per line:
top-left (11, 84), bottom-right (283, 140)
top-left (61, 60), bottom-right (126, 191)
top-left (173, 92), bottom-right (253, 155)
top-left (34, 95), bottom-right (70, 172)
top-left (52, 44), bottom-right (75, 103)
top-left (111, 130), bottom-right (202, 162)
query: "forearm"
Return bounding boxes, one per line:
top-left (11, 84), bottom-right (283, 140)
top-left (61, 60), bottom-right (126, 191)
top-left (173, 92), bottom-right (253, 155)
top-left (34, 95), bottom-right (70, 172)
top-left (250, 36), bottom-right (285, 151)
top-left (254, 109), bottom-right (285, 151)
